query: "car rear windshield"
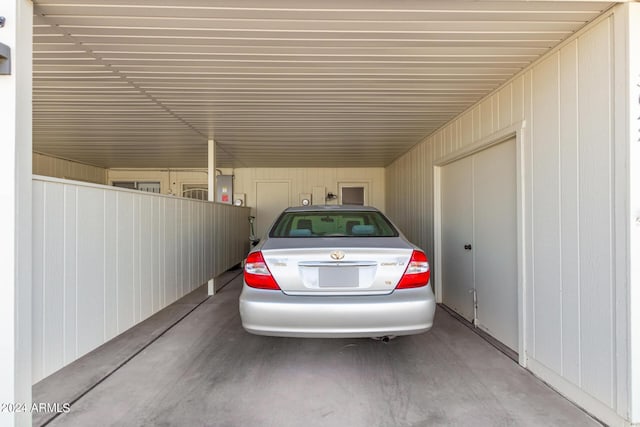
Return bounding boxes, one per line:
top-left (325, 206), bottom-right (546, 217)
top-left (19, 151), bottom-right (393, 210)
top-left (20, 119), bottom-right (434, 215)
top-left (269, 210), bottom-right (399, 238)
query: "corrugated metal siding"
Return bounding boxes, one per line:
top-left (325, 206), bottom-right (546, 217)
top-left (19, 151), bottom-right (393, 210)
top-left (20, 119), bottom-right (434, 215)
top-left (385, 12), bottom-right (629, 420)
top-left (33, 152), bottom-right (107, 184)
top-left (385, 136), bottom-right (433, 257)
top-left (32, 176), bottom-right (250, 382)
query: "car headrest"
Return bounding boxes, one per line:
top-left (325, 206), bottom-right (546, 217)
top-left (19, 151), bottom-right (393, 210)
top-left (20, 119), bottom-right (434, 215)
top-left (289, 228), bottom-right (312, 237)
top-left (351, 225), bottom-right (375, 235)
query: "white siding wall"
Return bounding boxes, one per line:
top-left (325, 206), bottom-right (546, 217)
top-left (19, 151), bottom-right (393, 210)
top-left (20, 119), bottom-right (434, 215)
top-left (33, 152), bottom-right (107, 184)
top-left (385, 142), bottom-right (434, 256)
top-left (106, 167), bottom-right (385, 212)
top-left (32, 176), bottom-right (250, 383)
top-left (386, 8), bottom-right (633, 425)
top-left (233, 167), bottom-right (386, 212)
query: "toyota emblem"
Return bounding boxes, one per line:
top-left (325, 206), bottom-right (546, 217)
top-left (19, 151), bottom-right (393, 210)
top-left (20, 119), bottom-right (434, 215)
top-left (330, 250), bottom-right (345, 260)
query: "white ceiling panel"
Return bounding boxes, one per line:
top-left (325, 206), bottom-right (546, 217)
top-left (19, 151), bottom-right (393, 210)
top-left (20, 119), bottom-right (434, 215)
top-left (32, 0), bottom-right (616, 168)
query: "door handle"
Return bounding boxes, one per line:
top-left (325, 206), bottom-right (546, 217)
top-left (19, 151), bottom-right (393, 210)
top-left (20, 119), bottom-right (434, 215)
top-left (464, 244), bottom-right (472, 250)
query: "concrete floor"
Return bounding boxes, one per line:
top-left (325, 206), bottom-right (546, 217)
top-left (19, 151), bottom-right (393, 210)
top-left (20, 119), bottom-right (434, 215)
top-left (37, 275), bottom-right (599, 427)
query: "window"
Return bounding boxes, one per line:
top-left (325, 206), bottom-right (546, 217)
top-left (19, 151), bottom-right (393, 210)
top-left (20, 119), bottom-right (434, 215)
top-left (112, 181), bottom-right (160, 193)
top-left (341, 187), bottom-right (365, 205)
top-left (270, 211), bottom-right (398, 238)
top-left (338, 182), bottom-right (369, 205)
top-left (182, 183), bottom-right (208, 200)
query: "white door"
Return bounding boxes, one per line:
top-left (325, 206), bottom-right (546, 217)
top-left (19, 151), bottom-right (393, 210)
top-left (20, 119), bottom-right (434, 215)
top-left (440, 138), bottom-right (518, 351)
top-left (256, 182), bottom-right (290, 239)
top-left (441, 156), bottom-right (475, 322)
top-left (473, 139), bottom-right (518, 351)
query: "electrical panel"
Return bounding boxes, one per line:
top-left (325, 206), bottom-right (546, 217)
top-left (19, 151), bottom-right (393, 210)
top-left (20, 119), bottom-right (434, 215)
top-left (312, 186), bottom-right (325, 205)
top-left (216, 175), bottom-right (233, 204)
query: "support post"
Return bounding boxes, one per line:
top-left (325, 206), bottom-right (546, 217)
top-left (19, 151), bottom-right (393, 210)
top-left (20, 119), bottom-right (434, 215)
top-left (0, 1), bottom-right (32, 426)
top-left (626, 3), bottom-right (640, 423)
top-left (208, 139), bottom-right (216, 203)
top-left (207, 139), bottom-right (216, 295)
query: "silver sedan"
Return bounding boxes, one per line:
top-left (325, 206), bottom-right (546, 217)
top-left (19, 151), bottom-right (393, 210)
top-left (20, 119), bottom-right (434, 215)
top-left (239, 205), bottom-right (436, 338)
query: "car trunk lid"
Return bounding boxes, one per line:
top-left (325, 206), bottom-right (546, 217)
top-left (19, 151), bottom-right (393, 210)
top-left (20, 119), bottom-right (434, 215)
top-left (261, 245), bottom-right (413, 295)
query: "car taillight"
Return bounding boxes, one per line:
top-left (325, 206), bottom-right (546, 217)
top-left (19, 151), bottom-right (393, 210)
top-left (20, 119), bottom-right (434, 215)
top-left (244, 251), bottom-right (280, 290)
top-left (396, 250), bottom-right (431, 289)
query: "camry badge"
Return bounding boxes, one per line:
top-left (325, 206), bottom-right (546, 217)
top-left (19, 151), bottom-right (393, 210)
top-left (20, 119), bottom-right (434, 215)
top-left (330, 250), bottom-right (345, 261)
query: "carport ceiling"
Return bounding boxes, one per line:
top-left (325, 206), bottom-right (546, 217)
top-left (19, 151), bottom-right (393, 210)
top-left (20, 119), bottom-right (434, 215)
top-left (32, 0), bottom-right (616, 168)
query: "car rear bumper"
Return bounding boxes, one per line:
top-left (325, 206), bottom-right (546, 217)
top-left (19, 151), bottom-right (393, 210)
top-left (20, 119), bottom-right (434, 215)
top-left (239, 283), bottom-right (436, 338)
